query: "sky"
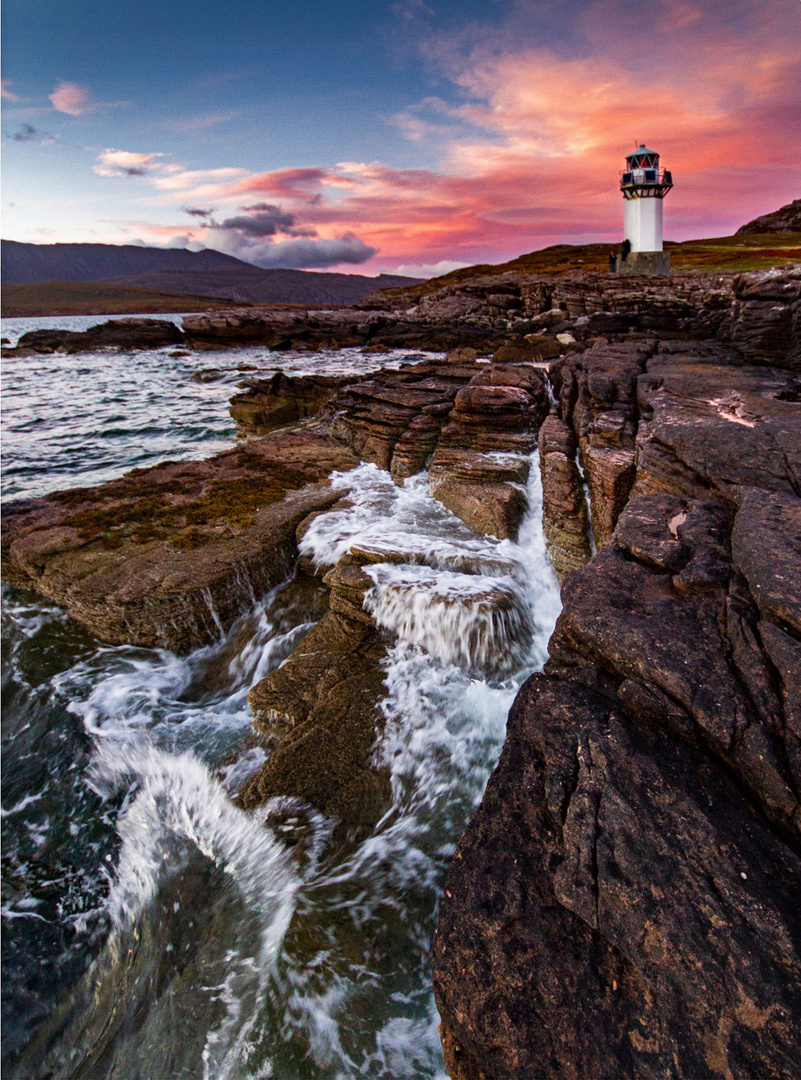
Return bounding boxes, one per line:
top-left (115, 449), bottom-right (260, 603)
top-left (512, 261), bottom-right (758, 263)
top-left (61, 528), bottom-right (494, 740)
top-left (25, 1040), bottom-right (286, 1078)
top-left (2, 0), bottom-right (799, 277)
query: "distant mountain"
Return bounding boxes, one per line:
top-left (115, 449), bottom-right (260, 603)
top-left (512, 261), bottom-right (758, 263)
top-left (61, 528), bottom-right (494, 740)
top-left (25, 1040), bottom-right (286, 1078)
top-left (107, 268), bottom-right (423, 306)
top-left (736, 199), bottom-right (801, 235)
top-left (0, 241), bottom-right (422, 306)
top-left (1, 240), bottom-right (248, 284)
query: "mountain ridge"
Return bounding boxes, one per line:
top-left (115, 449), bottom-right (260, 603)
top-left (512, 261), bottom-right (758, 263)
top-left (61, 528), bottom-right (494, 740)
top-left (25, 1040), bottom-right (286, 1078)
top-left (0, 240), bottom-right (423, 308)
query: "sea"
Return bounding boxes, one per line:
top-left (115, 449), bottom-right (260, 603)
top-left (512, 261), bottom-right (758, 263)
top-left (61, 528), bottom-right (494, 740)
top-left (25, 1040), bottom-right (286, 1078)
top-left (1, 314), bottom-right (562, 1079)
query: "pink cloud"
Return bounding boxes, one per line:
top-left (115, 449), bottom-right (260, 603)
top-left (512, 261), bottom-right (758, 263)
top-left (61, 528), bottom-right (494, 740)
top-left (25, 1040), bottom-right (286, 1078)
top-left (2, 79), bottom-right (21, 102)
top-left (94, 149), bottom-right (165, 177)
top-left (49, 81), bottom-right (93, 115)
top-left (99, 0), bottom-right (801, 272)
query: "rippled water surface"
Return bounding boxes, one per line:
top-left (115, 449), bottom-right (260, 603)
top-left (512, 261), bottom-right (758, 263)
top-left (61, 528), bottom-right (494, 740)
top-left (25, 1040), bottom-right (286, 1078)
top-left (2, 315), bottom-right (561, 1078)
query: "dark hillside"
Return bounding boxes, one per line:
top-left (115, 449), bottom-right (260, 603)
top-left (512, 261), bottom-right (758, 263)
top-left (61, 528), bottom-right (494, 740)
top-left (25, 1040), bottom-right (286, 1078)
top-left (107, 268), bottom-right (423, 305)
top-left (736, 198), bottom-right (801, 235)
top-left (1, 281), bottom-right (234, 317)
top-left (1, 240), bottom-right (248, 284)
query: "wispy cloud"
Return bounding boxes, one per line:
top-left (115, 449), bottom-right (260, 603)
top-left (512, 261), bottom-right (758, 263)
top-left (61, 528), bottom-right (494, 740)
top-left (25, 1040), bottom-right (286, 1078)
top-left (93, 149), bottom-right (165, 177)
top-left (49, 80), bottom-right (125, 116)
top-left (88, 0), bottom-right (801, 271)
top-left (161, 110), bottom-right (242, 131)
top-left (2, 79), bottom-right (22, 102)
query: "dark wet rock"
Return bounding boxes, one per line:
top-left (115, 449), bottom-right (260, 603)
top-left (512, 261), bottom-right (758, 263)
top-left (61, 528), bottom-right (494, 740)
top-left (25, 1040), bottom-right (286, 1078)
top-left (491, 336), bottom-right (563, 363)
top-left (428, 365), bottom-right (550, 538)
top-left (730, 267), bottom-right (801, 370)
top-left (538, 414), bottom-right (592, 578)
top-left (549, 495), bottom-right (800, 836)
top-left (1, 429), bottom-right (358, 651)
top-left (229, 370), bottom-right (356, 437)
top-left (557, 341), bottom-right (653, 547)
top-left (435, 339), bottom-right (801, 1077)
top-left (633, 348), bottom-right (801, 501)
top-left (238, 554), bottom-right (391, 826)
top-left (434, 672), bottom-right (801, 1080)
top-left (182, 305), bottom-right (499, 353)
top-left (3, 318), bottom-right (184, 356)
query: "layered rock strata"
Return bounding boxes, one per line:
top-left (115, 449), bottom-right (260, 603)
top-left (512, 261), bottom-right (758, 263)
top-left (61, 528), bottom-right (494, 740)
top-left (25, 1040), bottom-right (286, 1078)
top-left (355, 266), bottom-right (800, 371)
top-left (428, 364), bottom-right (549, 539)
top-left (1, 430), bottom-right (357, 651)
top-left (229, 370), bottom-right (357, 438)
top-left (433, 341), bottom-right (801, 1078)
top-left (182, 306), bottom-right (500, 353)
top-left (239, 554), bottom-right (391, 826)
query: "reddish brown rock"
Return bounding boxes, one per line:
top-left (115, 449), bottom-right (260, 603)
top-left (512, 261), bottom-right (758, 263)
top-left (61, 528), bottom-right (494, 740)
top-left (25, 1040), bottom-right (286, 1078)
top-left (427, 364), bottom-right (549, 538)
top-left (238, 553), bottom-right (390, 826)
top-left (1, 430), bottom-right (358, 651)
top-left (324, 358), bottom-right (479, 475)
top-left (538, 414), bottom-right (592, 578)
top-left (229, 370), bottom-right (356, 437)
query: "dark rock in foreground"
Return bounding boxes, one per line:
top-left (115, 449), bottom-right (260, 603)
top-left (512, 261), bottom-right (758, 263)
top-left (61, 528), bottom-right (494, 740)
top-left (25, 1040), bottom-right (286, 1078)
top-left (238, 555), bottom-right (391, 826)
top-left (435, 672), bottom-right (801, 1080)
top-left (433, 339), bottom-right (801, 1078)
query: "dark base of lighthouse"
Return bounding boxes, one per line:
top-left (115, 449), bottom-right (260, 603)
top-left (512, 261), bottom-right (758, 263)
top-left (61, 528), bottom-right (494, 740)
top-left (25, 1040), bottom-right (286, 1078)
top-left (616, 251), bottom-right (671, 276)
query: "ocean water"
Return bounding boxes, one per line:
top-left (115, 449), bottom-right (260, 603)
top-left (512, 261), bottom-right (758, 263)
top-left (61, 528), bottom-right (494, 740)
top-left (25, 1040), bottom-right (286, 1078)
top-left (1, 317), bottom-right (561, 1078)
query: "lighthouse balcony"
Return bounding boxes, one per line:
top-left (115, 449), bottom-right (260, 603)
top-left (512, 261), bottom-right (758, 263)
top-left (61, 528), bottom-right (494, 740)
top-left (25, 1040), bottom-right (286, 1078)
top-left (621, 167), bottom-right (673, 198)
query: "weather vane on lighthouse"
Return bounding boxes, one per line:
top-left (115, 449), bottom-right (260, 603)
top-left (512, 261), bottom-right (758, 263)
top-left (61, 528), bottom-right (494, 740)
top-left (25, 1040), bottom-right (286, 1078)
top-left (616, 143), bottom-right (673, 275)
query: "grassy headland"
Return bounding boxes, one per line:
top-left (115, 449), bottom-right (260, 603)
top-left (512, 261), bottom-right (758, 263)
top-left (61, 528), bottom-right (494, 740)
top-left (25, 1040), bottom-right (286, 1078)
top-left (371, 230), bottom-right (801, 304)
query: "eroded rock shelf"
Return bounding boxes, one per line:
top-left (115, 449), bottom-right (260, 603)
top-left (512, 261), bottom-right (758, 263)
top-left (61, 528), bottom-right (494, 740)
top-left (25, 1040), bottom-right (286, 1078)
top-left (3, 265), bottom-right (800, 1077)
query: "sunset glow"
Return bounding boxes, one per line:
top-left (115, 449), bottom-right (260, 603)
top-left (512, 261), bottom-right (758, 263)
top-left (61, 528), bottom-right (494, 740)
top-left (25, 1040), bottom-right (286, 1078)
top-left (3, 0), bottom-right (799, 274)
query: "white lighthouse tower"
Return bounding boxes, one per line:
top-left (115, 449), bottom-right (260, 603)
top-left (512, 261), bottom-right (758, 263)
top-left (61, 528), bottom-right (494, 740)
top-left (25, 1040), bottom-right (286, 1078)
top-left (618, 144), bottom-right (673, 274)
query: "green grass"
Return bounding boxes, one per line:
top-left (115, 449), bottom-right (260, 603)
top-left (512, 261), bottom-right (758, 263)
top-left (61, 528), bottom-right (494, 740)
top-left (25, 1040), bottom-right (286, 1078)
top-left (372, 231), bottom-right (801, 303)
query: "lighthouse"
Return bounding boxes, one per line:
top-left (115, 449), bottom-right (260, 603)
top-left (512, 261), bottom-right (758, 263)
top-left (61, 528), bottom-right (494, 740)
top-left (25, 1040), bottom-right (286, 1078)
top-left (618, 144), bottom-right (673, 275)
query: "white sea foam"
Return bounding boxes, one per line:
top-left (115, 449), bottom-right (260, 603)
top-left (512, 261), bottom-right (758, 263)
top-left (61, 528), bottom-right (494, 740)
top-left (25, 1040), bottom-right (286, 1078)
top-left (4, 359), bottom-right (561, 1078)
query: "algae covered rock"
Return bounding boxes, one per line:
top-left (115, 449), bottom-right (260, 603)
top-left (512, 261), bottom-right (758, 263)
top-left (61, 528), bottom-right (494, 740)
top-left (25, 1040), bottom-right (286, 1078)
top-left (1, 429), bottom-right (358, 651)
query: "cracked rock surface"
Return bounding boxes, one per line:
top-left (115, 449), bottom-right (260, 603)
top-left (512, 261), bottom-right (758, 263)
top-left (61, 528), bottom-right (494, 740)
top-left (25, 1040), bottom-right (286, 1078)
top-left (434, 339), bottom-right (801, 1078)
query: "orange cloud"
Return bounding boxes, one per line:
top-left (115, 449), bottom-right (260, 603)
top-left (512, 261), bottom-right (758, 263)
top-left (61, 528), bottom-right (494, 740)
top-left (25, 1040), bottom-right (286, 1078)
top-left (96, 0), bottom-right (801, 271)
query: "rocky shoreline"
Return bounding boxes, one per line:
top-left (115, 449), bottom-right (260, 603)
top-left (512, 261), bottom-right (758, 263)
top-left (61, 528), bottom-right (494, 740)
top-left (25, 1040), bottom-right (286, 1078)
top-left (3, 264), bottom-right (800, 1073)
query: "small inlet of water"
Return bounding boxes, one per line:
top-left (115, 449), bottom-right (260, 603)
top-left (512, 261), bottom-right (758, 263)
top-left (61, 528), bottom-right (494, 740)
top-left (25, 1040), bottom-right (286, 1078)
top-left (2, 335), bottom-right (561, 1079)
